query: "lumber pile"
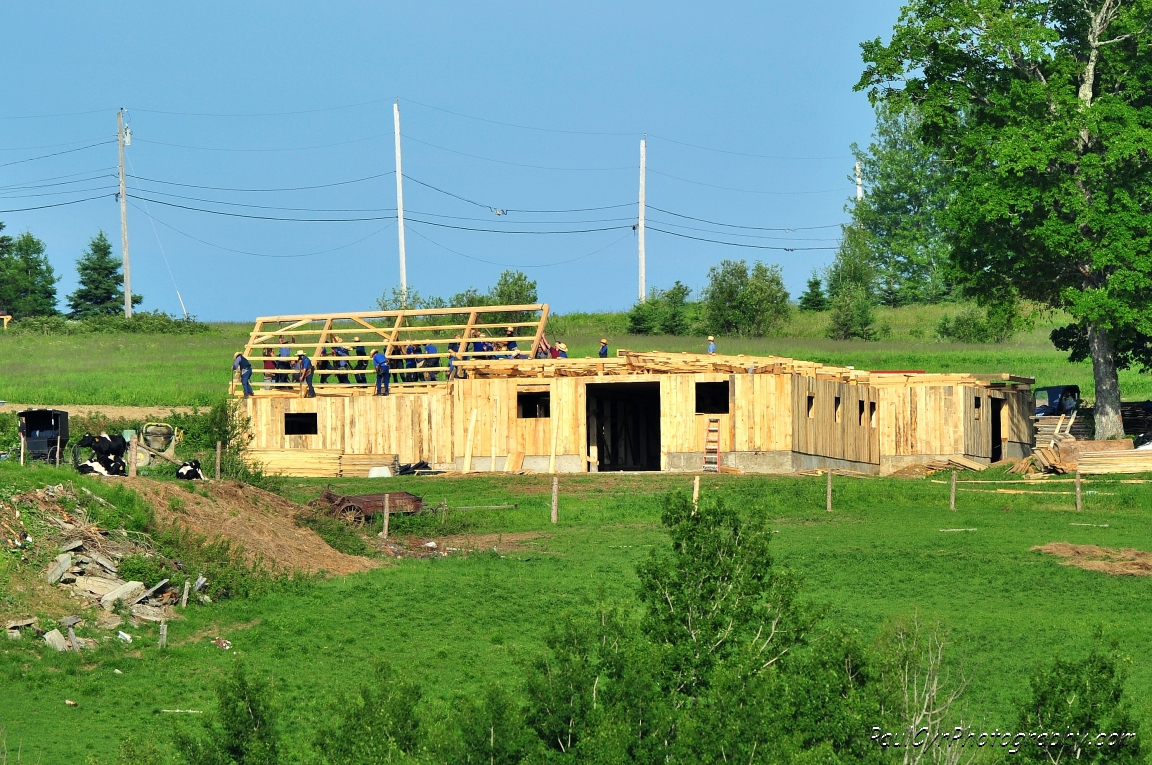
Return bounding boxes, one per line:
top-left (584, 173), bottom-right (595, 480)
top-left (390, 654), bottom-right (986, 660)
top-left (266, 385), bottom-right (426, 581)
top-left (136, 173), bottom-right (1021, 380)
top-left (1007, 456), bottom-right (1040, 475)
top-left (926, 455), bottom-right (988, 472)
top-left (1035, 412), bottom-right (1092, 443)
top-left (247, 449), bottom-right (399, 478)
top-left (1030, 446), bottom-right (1068, 474)
top-left (1056, 439), bottom-right (1132, 468)
top-left (1077, 450), bottom-right (1152, 475)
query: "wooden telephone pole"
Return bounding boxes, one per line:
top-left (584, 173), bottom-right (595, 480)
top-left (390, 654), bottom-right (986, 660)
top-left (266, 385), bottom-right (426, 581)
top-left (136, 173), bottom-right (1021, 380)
top-left (393, 101), bottom-right (408, 303)
top-left (118, 109), bottom-right (132, 318)
top-left (638, 137), bottom-right (647, 302)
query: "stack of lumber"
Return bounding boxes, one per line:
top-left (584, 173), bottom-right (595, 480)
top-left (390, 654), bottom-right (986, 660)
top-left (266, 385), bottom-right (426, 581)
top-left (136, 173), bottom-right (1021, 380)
top-left (1077, 450), bottom-right (1152, 475)
top-left (925, 455), bottom-right (988, 472)
top-left (1030, 446), bottom-right (1067, 474)
top-left (1007, 456), bottom-right (1041, 475)
top-left (1035, 412), bottom-right (1093, 442)
top-left (1056, 439), bottom-right (1132, 468)
top-left (247, 449), bottom-right (400, 478)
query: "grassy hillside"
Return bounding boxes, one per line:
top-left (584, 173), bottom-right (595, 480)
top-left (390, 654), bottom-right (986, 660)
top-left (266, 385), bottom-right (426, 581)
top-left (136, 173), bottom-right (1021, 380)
top-left (2, 467), bottom-right (1151, 762)
top-left (2, 306), bottom-right (1150, 406)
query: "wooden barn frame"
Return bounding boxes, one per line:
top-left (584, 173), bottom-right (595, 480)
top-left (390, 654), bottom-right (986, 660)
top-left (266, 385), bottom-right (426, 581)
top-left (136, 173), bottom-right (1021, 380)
top-left (235, 307), bottom-right (1035, 476)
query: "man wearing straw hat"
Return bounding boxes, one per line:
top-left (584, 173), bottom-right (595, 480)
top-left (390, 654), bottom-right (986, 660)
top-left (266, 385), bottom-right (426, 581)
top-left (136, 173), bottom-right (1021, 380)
top-left (598, 338), bottom-right (609, 358)
top-left (295, 350), bottom-right (316, 397)
top-left (707, 336), bottom-right (716, 355)
top-left (557, 343), bottom-right (569, 358)
top-left (352, 337), bottom-right (368, 386)
top-left (232, 352), bottom-right (253, 397)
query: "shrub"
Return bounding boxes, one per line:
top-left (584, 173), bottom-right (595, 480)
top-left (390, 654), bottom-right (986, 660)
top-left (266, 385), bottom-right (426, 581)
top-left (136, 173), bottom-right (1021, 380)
top-left (117, 553), bottom-right (167, 587)
top-left (627, 281), bottom-right (693, 335)
top-left (174, 663), bottom-right (280, 765)
top-left (826, 284), bottom-right (876, 340)
top-left (313, 662), bottom-right (423, 764)
top-left (8, 310), bottom-right (209, 336)
top-left (702, 260), bottom-right (791, 337)
top-left (936, 301), bottom-right (1031, 344)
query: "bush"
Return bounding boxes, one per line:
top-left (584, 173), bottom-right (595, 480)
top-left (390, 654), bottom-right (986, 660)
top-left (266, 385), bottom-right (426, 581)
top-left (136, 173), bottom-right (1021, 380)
top-left (117, 553), bottom-right (167, 587)
top-left (8, 310), bottom-right (209, 336)
top-left (313, 662), bottom-right (423, 764)
top-left (627, 281), bottom-right (694, 335)
top-left (295, 514), bottom-right (371, 557)
top-left (936, 301), bottom-right (1031, 343)
top-left (826, 284), bottom-right (876, 340)
top-left (702, 260), bottom-right (791, 337)
top-left (174, 663), bottom-right (281, 765)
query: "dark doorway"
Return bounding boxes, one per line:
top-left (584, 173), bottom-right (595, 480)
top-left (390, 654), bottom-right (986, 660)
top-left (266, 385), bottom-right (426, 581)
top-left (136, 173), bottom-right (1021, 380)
top-left (990, 398), bottom-right (1004, 462)
top-left (587, 382), bottom-right (661, 472)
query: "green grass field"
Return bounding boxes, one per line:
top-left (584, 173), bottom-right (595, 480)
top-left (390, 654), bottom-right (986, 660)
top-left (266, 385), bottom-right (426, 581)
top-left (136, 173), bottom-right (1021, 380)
top-left (3, 467), bottom-right (1151, 763)
top-left (2, 306), bottom-right (1150, 406)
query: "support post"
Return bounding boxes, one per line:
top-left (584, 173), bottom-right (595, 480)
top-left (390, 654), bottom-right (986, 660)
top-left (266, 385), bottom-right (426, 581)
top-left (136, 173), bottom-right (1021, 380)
top-left (128, 435), bottom-right (137, 478)
top-left (692, 475), bottom-right (700, 513)
top-left (158, 622), bottom-right (168, 649)
top-left (118, 108), bottom-right (132, 318)
top-left (382, 493), bottom-right (390, 539)
top-left (551, 476), bottom-right (558, 524)
top-left (826, 470), bottom-right (833, 512)
top-left (393, 101), bottom-right (408, 301)
top-left (950, 470), bottom-right (957, 511)
top-left (491, 398), bottom-right (499, 472)
top-left (1075, 470), bottom-right (1082, 512)
top-left (20, 433), bottom-right (24, 466)
top-left (55, 433), bottom-right (61, 468)
top-left (638, 137), bottom-right (646, 302)
top-left (463, 410), bottom-right (478, 473)
top-left (181, 579), bottom-right (190, 608)
top-left (215, 441), bottom-right (222, 480)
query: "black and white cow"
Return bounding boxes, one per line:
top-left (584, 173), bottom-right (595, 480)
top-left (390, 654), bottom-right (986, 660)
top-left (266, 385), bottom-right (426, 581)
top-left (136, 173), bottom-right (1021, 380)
top-left (74, 433), bottom-right (129, 476)
top-left (177, 460), bottom-right (205, 480)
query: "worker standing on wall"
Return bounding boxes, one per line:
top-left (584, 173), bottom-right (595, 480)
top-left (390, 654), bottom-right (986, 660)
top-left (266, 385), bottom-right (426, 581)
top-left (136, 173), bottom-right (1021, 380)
top-left (598, 338), bottom-right (609, 358)
top-left (296, 350), bottom-right (316, 398)
top-left (233, 352), bottom-right (253, 397)
top-left (707, 336), bottom-right (716, 355)
top-left (557, 343), bottom-right (569, 358)
top-left (505, 326), bottom-right (519, 358)
top-left (423, 342), bottom-right (439, 381)
top-left (353, 337), bottom-right (368, 386)
top-left (333, 336), bottom-right (351, 385)
top-left (372, 348), bottom-right (390, 395)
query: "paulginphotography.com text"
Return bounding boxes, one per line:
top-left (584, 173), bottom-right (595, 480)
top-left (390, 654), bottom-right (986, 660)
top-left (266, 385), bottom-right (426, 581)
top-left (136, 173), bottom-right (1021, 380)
top-left (871, 726), bottom-right (1138, 754)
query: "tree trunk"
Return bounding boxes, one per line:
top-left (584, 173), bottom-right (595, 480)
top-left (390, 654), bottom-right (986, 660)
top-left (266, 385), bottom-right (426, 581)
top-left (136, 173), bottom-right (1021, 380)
top-left (1087, 323), bottom-right (1124, 439)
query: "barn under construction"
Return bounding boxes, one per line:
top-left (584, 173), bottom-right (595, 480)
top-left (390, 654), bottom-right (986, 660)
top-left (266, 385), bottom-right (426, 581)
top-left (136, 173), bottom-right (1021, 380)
top-left (233, 304), bottom-right (1035, 477)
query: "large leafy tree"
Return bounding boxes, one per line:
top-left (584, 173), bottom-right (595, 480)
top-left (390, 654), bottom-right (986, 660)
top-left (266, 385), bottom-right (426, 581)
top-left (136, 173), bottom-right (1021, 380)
top-left (850, 102), bottom-right (955, 306)
top-left (0, 224), bottom-right (59, 318)
top-left (702, 259), bottom-right (792, 337)
top-left (859, 0), bottom-right (1152, 438)
top-left (67, 230), bottom-right (141, 318)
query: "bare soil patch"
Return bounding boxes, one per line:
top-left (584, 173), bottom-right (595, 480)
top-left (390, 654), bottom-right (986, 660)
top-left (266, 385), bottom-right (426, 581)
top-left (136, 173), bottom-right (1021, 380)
top-left (0, 402), bottom-right (196, 420)
top-left (1033, 542), bottom-right (1152, 576)
top-left (125, 478), bottom-right (381, 576)
top-left (378, 531), bottom-right (545, 559)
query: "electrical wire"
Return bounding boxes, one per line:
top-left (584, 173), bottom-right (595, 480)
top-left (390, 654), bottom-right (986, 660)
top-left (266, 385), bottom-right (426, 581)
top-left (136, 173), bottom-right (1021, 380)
top-left (402, 134), bottom-right (633, 171)
top-left (0, 193), bottom-right (115, 214)
top-left (133, 133), bottom-right (388, 153)
top-left (125, 154), bottom-right (189, 317)
top-left (400, 98), bottom-right (636, 137)
top-left (128, 171), bottom-right (394, 193)
top-left (127, 185), bottom-right (397, 214)
top-left (648, 169), bottom-right (851, 195)
top-left (129, 98), bottom-right (392, 118)
top-left (406, 225), bottom-right (635, 268)
top-left (0, 173), bottom-right (117, 192)
top-left (0, 108), bottom-right (109, 120)
top-left (647, 226), bottom-right (837, 251)
top-left (645, 205), bottom-right (845, 231)
top-left (406, 218), bottom-right (633, 235)
top-left (645, 217), bottom-right (842, 241)
top-left (0, 184), bottom-right (119, 200)
top-left (0, 168), bottom-right (117, 190)
top-left (647, 133), bottom-right (851, 160)
top-left (0, 140), bottom-right (116, 168)
top-left (129, 201), bottom-right (395, 258)
top-left (0, 137), bottom-right (116, 152)
top-left (402, 174), bottom-right (633, 214)
top-left (129, 194), bottom-right (394, 222)
top-left (406, 209), bottom-right (636, 225)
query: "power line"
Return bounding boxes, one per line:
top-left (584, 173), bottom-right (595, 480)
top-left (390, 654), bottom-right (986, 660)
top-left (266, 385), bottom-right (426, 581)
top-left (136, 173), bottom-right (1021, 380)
top-left (406, 218), bottom-right (633, 235)
top-left (648, 169), bottom-right (852, 195)
top-left (130, 194), bottom-right (395, 222)
top-left (0, 140), bottom-right (116, 168)
top-left (133, 133), bottom-right (388, 153)
top-left (0, 184), bottom-right (119, 200)
top-left (403, 174), bottom-right (633, 214)
top-left (129, 171), bottom-right (394, 193)
top-left (0, 137), bottom-right (115, 152)
top-left (646, 205), bottom-right (845, 231)
top-left (128, 97), bottom-right (392, 118)
top-left (647, 226), bottom-right (837, 251)
top-left (0, 108), bottom-right (109, 120)
top-left (647, 134), bottom-right (852, 160)
top-left (128, 186), bottom-right (397, 214)
top-left (0, 172), bottom-right (117, 192)
top-left (0, 193), bottom-right (116, 214)
top-left (646, 217), bottom-right (842, 241)
top-left (400, 97), bottom-right (637, 137)
top-left (403, 134), bottom-right (633, 171)
top-left (129, 201), bottom-right (395, 258)
top-left (0, 168), bottom-right (117, 190)
top-left (407, 209), bottom-right (636, 225)
top-left (407, 225), bottom-right (635, 268)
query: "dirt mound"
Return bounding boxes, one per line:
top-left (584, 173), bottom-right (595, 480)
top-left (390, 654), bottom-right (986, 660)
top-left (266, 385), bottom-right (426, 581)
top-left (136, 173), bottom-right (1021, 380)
top-left (1033, 542), bottom-right (1152, 576)
top-left (126, 478), bottom-right (381, 576)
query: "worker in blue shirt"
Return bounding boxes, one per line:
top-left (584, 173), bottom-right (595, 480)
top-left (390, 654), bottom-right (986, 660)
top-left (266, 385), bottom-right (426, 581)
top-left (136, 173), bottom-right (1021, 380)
top-left (557, 343), bottom-right (569, 358)
top-left (598, 338), bottom-right (609, 358)
top-left (372, 348), bottom-right (390, 395)
top-left (352, 337), bottom-right (368, 385)
top-left (707, 336), bottom-right (716, 355)
top-left (233, 352), bottom-right (253, 397)
top-left (295, 351), bottom-right (316, 397)
top-left (505, 327), bottom-right (519, 358)
top-left (423, 343), bottom-right (439, 381)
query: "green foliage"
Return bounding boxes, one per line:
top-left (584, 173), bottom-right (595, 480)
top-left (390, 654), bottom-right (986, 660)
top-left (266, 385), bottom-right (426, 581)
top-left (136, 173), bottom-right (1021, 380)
top-left (798, 271), bottom-right (828, 312)
top-left (936, 301), bottom-right (1033, 344)
top-left (0, 225), bottom-right (59, 319)
top-left (114, 733), bottom-right (164, 765)
top-left (1015, 632), bottom-right (1144, 763)
top-left (827, 284), bottom-right (876, 341)
top-left (295, 514), bottom-right (371, 557)
top-left (313, 662), bottom-right (423, 764)
top-left (850, 102), bottom-right (954, 306)
top-left (702, 260), bottom-right (792, 337)
top-left (376, 270), bottom-right (539, 326)
top-left (826, 224), bottom-right (875, 301)
top-left (627, 281), bottom-right (694, 335)
top-left (117, 554), bottom-right (168, 588)
top-left (82, 482), bottom-right (155, 532)
top-left (67, 231), bottom-right (141, 318)
top-left (9, 310), bottom-right (208, 336)
top-left (455, 684), bottom-right (537, 764)
top-left (175, 663), bottom-right (280, 765)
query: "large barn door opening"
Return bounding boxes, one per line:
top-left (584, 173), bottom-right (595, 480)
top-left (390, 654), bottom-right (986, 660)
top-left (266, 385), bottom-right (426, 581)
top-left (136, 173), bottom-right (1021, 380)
top-left (990, 397), bottom-right (1004, 462)
top-left (586, 382), bottom-right (661, 472)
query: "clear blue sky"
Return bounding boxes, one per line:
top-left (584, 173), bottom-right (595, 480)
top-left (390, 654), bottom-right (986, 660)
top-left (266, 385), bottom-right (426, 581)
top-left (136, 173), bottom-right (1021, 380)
top-left (2, 1), bottom-right (901, 321)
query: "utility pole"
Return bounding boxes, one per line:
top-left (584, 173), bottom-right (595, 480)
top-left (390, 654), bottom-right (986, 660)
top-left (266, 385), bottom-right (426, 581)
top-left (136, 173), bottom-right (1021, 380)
top-left (117, 108), bottom-right (132, 317)
top-left (855, 160), bottom-right (863, 202)
top-left (638, 137), bottom-right (646, 302)
top-left (393, 101), bottom-right (408, 304)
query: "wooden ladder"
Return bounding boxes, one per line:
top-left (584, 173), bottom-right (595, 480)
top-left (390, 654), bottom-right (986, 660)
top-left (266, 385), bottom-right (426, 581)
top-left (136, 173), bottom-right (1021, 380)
top-left (703, 417), bottom-right (721, 472)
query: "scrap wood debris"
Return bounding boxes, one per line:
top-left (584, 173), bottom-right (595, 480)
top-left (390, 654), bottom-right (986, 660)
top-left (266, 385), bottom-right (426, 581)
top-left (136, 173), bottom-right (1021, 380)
top-left (1033, 542), bottom-right (1152, 576)
top-left (376, 532), bottom-right (543, 560)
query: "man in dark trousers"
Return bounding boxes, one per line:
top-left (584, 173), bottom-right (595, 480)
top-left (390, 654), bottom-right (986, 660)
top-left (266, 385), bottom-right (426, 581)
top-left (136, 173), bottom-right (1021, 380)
top-left (233, 352), bottom-right (254, 397)
top-left (598, 338), bottom-right (609, 358)
top-left (372, 348), bottom-right (390, 395)
top-left (353, 336), bottom-right (368, 385)
top-left (295, 350), bottom-right (316, 397)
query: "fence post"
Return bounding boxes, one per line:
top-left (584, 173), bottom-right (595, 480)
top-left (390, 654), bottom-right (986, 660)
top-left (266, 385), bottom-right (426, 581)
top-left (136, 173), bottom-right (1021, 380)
top-left (950, 470), bottom-right (957, 511)
top-left (159, 622), bottom-right (168, 649)
top-left (382, 494), bottom-right (390, 539)
top-left (215, 441), bottom-right (222, 480)
top-left (1075, 470), bottom-right (1082, 512)
top-left (692, 475), bottom-right (700, 512)
top-left (55, 434), bottom-right (62, 468)
top-left (826, 470), bottom-right (833, 512)
top-left (551, 476), bottom-right (558, 524)
top-left (128, 435), bottom-right (137, 478)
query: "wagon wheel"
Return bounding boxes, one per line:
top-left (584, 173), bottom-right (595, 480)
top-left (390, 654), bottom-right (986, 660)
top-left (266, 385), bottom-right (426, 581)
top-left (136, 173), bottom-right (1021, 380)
top-left (338, 504), bottom-right (365, 528)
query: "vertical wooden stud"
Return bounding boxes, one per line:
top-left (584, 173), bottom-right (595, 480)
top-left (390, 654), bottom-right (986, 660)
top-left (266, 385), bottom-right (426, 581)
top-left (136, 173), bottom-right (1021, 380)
top-left (491, 398), bottom-right (499, 472)
top-left (1075, 470), bottom-right (1082, 512)
top-left (950, 470), bottom-right (957, 511)
top-left (215, 441), bottom-right (222, 480)
top-left (55, 434), bottom-right (62, 468)
top-left (463, 409), bottom-right (478, 473)
top-left (549, 416), bottom-right (558, 474)
top-left (826, 470), bottom-right (833, 513)
top-left (551, 476), bottom-right (559, 524)
top-left (20, 433), bottom-right (25, 466)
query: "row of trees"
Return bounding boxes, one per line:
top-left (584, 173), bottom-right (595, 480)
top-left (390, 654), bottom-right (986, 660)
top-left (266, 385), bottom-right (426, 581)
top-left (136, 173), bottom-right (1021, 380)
top-left (0, 222), bottom-right (140, 320)
top-left (103, 490), bottom-right (1144, 765)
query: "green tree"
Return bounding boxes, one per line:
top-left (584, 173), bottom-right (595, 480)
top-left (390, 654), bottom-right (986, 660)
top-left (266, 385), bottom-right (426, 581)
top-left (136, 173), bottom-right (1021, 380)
top-left (314, 662), bottom-right (423, 764)
top-left (455, 684), bottom-right (537, 764)
top-left (850, 102), bottom-right (954, 306)
top-left (67, 230), bottom-right (141, 318)
top-left (827, 284), bottom-right (876, 341)
top-left (702, 260), bottom-right (792, 337)
top-left (174, 663), bottom-right (280, 765)
top-left (628, 281), bottom-right (693, 335)
top-left (797, 271), bottom-right (828, 312)
top-left (858, 0), bottom-right (1152, 439)
top-left (0, 225), bottom-right (59, 318)
top-left (826, 224), bottom-right (875, 301)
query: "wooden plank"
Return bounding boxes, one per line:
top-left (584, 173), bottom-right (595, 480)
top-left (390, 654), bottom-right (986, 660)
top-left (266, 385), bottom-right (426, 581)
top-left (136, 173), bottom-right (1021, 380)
top-left (463, 409), bottom-right (478, 473)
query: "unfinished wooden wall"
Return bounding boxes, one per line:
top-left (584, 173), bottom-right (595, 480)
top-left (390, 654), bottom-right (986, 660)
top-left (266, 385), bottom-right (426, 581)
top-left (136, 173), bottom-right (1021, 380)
top-left (792, 377), bottom-right (879, 464)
